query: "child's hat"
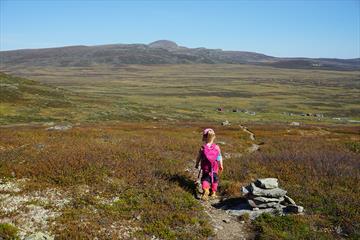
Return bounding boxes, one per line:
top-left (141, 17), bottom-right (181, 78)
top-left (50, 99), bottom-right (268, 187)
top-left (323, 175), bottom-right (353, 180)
top-left (203, 128), bottom-right (214, 135)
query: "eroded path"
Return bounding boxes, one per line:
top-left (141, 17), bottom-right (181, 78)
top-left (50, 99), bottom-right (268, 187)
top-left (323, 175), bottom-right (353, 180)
top-left (188, 125), bottom-right (260, 240)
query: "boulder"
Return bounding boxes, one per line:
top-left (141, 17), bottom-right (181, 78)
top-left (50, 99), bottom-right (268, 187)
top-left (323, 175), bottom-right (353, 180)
top-left (255, 178), bottom-right (279, 189)
top-left (247, 183), bottom-right (287, 198)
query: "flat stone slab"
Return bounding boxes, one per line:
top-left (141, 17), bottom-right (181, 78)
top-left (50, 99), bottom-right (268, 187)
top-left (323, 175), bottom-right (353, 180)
top-left (227, 208), bottom-right (280, 220)
top-left (283, 195), bottom-right (296, 205)
top-left (252, 196), bottom-right (284, 203)
top-left (255, 178), bottom-right (279, 189)
top-left (248, 183), bottom-right (287, 198)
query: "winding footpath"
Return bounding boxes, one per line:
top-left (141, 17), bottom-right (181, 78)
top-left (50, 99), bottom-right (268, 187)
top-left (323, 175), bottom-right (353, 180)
top-left (189, 125), bottom-right (260, 240)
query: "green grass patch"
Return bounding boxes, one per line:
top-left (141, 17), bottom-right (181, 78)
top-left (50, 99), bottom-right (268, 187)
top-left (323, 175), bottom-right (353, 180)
top-left (253, 214), bottom-right (333, 240)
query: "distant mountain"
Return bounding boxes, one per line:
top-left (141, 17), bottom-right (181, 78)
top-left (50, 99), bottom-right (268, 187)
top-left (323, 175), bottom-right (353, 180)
top-left (0, 40), bottom-right (359, 70)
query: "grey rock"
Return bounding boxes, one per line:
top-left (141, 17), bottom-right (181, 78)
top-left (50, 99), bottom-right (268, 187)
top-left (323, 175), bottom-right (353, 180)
top-left (46, 125), bottom-right (72, 131)
top-left (284, 204), bottom-right (304, 213)
top-left (253, 196), bottom-right (284, 203)
top-left (335, 225), bottom-right (342, 234)
top-left (214, 224), bottom-right (224, 230)
top-left (221, 120), bottom-right (230, 126)
top-left (283, 195), bottom-right (296, 205)
top-left (224, 152), bottom-right (231, 159)
top-left (228, 208), bottom-right (278, 220)
top-left (248, 183), bottom-right (287, 198)
top-left (255, 202), bottom-right (279, 209)
top-left (25, 232), bottom-right (54, 240)
top-left (222, 219), bottom-right (231, 223)
top-left (217, 141), bottom-right (226, 145)
top-left (255, 178), bottom-right (279, 189)
top-left (241, 186), bottom-right (249, 196)
top-left (35, 143), bottom-right (46, 150)
top-left (247, 199), bottom-right (257, 208)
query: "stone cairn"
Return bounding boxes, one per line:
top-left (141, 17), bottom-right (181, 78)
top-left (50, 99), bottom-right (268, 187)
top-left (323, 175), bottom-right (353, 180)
top-left (239, 178), bottom-right (304, 219)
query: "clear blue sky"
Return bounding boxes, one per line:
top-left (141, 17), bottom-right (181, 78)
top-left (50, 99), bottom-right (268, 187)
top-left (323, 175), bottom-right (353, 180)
top-left (1, 0), bottom-right (359, 58)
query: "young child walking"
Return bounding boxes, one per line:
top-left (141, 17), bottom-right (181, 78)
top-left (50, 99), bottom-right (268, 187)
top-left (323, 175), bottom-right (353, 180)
top-left (195, 128), bottom-right (223, 201)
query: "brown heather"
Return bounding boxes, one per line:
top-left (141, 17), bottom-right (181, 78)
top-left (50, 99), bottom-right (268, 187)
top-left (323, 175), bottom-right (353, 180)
top-left (0, 122), bottom-right (359, 239)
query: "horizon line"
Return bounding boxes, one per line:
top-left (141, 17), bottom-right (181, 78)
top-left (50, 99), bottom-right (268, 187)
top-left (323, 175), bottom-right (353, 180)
top-left (0, 40), bottom-right (359, 60)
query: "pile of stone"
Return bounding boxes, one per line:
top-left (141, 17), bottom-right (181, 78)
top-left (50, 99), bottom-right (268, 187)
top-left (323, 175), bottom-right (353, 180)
top-left (242, 178), bottom-right (304, 217)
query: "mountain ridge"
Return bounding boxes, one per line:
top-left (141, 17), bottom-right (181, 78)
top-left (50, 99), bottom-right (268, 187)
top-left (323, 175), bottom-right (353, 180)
top-left (0, 40), bottom-right (359, 70)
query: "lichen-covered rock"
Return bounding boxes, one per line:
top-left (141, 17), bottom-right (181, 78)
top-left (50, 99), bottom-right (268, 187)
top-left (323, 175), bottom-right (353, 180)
top-left (247, 183), bottom-right (287, 198)
top-left (24, 232), bottom-right (54, 240)
top-left (255, 178), bottom-right (279, 189)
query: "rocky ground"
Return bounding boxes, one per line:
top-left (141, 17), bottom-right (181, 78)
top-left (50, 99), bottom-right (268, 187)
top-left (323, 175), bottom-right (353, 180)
top-left (0, 179), bottom-right (70, 239)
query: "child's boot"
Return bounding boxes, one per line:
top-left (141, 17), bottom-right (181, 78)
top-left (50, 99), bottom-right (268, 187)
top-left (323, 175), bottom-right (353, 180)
top-left (210, 191), bottom-right (217, 199)
top-left (201, 189), bottom-right (210, 201)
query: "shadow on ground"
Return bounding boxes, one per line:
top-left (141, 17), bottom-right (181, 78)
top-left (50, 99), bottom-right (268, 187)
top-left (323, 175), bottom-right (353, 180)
top-left (212, 197), bottom-right (251, 210)
top-left (167, 173), bottom-right (199, 198)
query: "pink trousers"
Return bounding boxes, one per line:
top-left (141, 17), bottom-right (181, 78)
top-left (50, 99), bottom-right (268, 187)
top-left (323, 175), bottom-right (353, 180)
top-left (202, 180), bottom-right (218, 192)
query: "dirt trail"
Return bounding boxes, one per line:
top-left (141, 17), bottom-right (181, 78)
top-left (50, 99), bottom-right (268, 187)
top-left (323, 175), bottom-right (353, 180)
top-left (239, 125), bottom-right (260, 153)
top-left (188, 125), bottom-right (260, 240)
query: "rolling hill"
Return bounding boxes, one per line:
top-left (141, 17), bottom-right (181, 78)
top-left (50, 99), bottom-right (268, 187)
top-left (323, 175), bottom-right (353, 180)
top-left (1, 40), bottom-right (359, 70)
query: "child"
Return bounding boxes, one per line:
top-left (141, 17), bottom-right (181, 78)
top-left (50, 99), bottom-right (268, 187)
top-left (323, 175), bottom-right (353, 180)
top-left (195, 128), bottom-right (223, 201)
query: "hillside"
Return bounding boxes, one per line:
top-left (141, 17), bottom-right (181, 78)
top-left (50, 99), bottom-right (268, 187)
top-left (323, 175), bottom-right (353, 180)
top-left (0, 72), bottom-right (73, 124)
top-left (1, 40), bottom-right (359, 70)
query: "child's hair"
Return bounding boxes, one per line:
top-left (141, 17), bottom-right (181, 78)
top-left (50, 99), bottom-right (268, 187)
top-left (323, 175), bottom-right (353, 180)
top-left (203, 128), bottom-right (216, 143)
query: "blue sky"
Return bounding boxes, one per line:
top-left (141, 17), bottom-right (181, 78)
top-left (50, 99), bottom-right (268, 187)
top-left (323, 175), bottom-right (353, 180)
top-left (0, 0), bottom-right (359, 58)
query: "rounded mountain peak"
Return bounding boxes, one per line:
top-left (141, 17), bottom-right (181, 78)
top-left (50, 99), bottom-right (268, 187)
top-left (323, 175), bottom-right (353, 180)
top-left (148, 40), bottom-right (178, 49)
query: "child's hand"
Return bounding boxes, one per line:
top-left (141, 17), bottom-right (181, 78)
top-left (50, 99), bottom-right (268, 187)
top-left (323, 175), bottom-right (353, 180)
top-left (219, 165), bottom-right (223, 173)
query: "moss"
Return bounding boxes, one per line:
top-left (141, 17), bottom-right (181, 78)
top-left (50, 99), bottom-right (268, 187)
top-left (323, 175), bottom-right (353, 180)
top-left (345, 141), bottom-right (360, 153)
top-left (0, 223), bottom-right (20, 240)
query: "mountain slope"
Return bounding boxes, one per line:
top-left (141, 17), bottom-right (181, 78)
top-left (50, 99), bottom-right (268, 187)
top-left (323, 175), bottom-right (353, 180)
top-left (0, 40), bottom-right (359, 70)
